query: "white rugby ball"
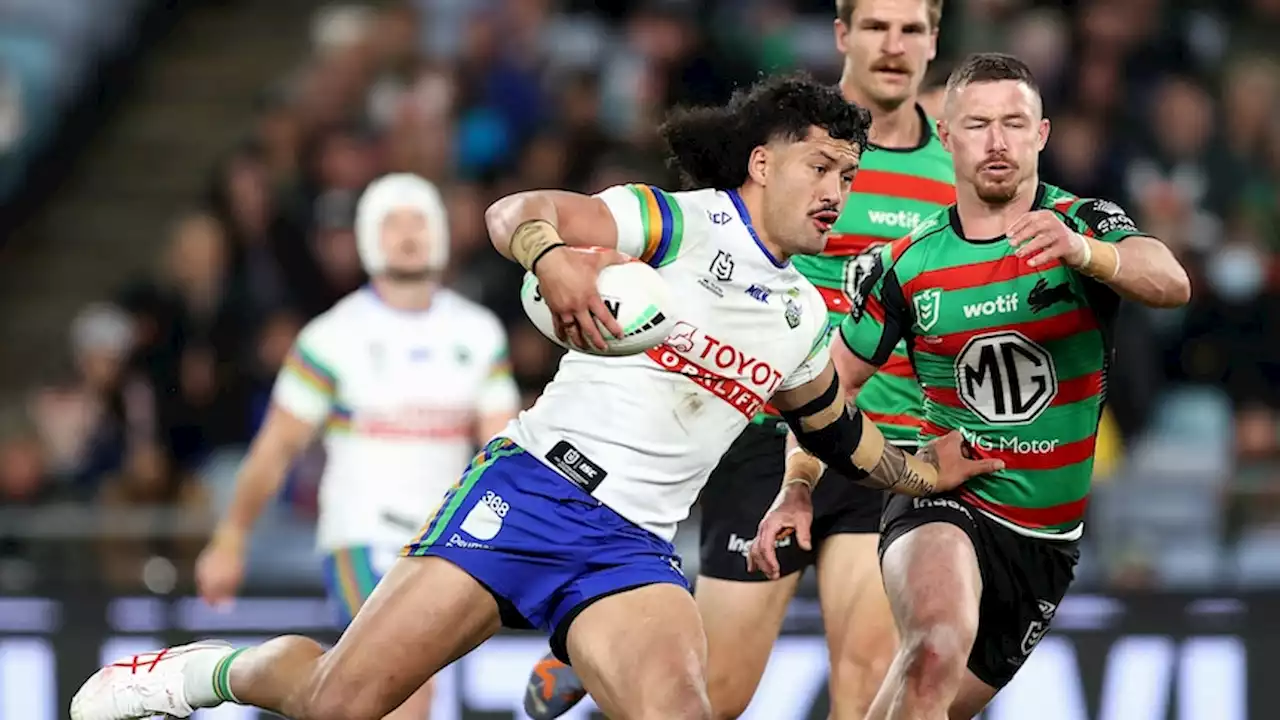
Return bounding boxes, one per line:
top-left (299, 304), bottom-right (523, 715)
top-left (521, 261), bottom-right (677, 356)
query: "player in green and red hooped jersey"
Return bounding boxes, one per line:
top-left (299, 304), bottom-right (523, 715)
top-left (792, 8), bottom-right (953, 453)
top-left (756, 54), bottom-right (1191, 720)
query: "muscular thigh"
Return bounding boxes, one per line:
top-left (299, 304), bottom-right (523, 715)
top-left (696, 573), bottom-right (800, 717)
top-left (878, 496), bottom-right (983, 635)
top-left (312, 556), bottom-right (501, 712)
top-left (566, 584), bottom-right (709, 720)
top-left (879, 493), bottom-right (1079, 696)
top-left (816, 534), bottom-right (897, 718)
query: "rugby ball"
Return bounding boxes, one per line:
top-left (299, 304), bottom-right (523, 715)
top-left (521, 261), bottom-right (677, 356)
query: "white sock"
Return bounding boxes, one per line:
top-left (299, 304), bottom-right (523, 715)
top-left (182, 644), bottom-right (236, 708)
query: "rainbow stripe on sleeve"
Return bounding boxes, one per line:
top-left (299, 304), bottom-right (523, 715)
top-left (283, 345), bottom-right (337, 397)
top-left (626, 184), bottom-right (685, 267)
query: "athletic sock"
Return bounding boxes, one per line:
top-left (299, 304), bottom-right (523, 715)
top-left (183, 645), bottom-right (244, 708)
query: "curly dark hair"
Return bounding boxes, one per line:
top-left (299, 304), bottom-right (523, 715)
top-left (658, 73), bottom-right (873, 191)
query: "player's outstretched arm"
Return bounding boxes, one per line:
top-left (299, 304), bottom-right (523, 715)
top-left (196, 403), bottom-right (318, 606)
top-left (772, 362), bottom-right (1003, 496)
top-left (1007, 205), bottom-right (1191, 308)
top-left (1081, 234), bottom-right (1190, 308)
top-left (197, 326), bottom-right (333, 606)
top-left (749, 363), bottom-right (1002, 579)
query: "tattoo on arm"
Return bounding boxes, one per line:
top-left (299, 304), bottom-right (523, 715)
top-left (849, 413), bottom-right (938, 496)
top-left (858, 443), bottom-right (935, 495)
top-left (783, 374), bottom-right (940, 497)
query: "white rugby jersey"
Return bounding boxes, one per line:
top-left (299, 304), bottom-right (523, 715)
top-left (503, 184), bottom-right (831, 540)
top-left (273, 287), bottom-right (520, 551)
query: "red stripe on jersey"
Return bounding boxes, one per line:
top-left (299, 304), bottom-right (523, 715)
top-left (914, 308), bottom-right (1098, 357)
top-left (924, 370), bottom-right (1102, 409)
top-left (863, 292), bottom-right (887, 325)
top-left (958, 487), bottom-right (1089, 528)
top-left (919, 419), bottom-right (1097, 472)
top-left (817, 285), bottom-right (852, 314)
top-left (890, 236), bottom-right (914, 262)
top-left (825, 233), bottom-right (889, 257)
top-left (904, 253), bottom-right (1062, 297)
top-left (854, 170), bottom-right (956, 206)
top-left (879, 354), bottom-right (915, 378)
top-left (1052, 197), bottom-right (1078, 214)
top-left (975, 434), bottom-right (1095, 472)
top-left (644, 346), bottom-right (766, 419)
top-left (863, 410), bottom-right (921, 429)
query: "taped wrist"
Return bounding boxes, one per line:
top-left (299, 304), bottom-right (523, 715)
top-left (783, 446), bottom-right (825, 489)
top-left (511, 219), bottom-right (565, 272)
top-left (1079, 236), bottom-right (1121, 281)
top-left (780, 374), bottom-right (940, 496)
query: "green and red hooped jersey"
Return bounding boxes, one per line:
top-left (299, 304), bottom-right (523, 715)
top-left (840, 182), bottom-right (1146, 539)
top-left (755, 107), bottom-right (954, 444)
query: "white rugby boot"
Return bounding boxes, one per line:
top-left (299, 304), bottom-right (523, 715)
top-left (70, 641), bottom-right (233, 720)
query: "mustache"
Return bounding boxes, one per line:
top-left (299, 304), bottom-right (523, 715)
top-left (871, 59), bottom-right (911, 72)
top-left (980, 155), bottom-right (1018, 169)
top-left (809, 204), bottom-right (840, 216)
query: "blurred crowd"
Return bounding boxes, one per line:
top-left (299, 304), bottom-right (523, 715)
top-left (6, 0), bottom-right (1280, 591)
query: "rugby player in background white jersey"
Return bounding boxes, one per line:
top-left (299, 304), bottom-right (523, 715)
top-left (71, 75), bottom-right (1000, 720)
top-left (191, 173), bottom-right (520, 720)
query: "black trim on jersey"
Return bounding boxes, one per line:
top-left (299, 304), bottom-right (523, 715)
top-left (1080, 275), bottom-right (1122, 411)
top-left (840, 219), bottom-right (942, 379)
top-left (947, 183), bottom-right (1049, 244)
top-left (1044, 192), bottom-right (1125, 415)
top-left (840, 267), bottom-right (914, 367)
top-left (867, 104), bottom-right (935, 154)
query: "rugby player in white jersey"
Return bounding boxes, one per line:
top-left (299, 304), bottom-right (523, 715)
top-left (527, 4), bottom-right (951, 716)
top-left (191, 172), bottom-right (520, 720)
top-left (70, 74), bottom-right (1000, 720)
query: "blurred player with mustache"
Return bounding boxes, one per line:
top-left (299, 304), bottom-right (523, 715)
top-left (522, 2), bottom-right (955, 718)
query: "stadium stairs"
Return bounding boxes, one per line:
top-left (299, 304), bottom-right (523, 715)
top-left (0, 0), bottom-right (327, 397)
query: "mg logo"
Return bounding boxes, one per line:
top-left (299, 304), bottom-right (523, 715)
top-left (955, 331), bottom-right (1057, 425)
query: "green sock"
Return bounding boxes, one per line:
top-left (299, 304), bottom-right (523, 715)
top-left (211, 648), bottom-right (250, 704)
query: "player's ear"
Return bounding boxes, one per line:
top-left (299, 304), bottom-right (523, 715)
top-left (1037, 118), bottom-right (1050, 152)
top-left (834, 19), bottom-right (850, 54)
top-left (936, 119), bottom-right (952, 152)
top-left (927, 27), bottom-right (938, 62)
top-left (748, 144), bottom-right (771, 186)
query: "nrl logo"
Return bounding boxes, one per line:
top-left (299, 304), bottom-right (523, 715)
top-left (913, 288), bottom-right (942, 332)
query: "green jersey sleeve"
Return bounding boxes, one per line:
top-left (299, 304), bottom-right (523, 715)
top-left (838, 244), bottom-right (911, 366)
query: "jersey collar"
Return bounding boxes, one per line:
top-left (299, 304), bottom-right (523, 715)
top-left (948, 182), bottom-right (1048, 244)
top-left (726, 189), bottom-right (789, 268)
top-left (362, 283), bottom-right (438, 316)
top-left (867, 104), bottom-right (934, 154)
